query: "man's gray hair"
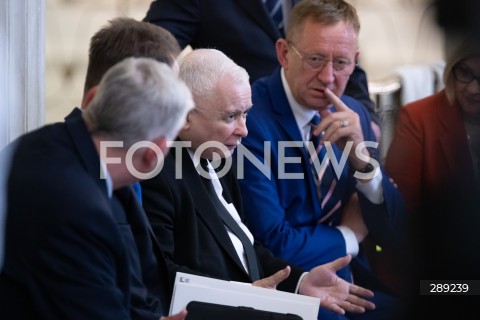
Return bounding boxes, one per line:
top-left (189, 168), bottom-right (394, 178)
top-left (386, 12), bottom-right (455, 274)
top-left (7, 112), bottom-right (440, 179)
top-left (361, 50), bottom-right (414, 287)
top-left (83, 57), bottom-right (194, 147)
top-left (178, 48), bottom-right (249, 99)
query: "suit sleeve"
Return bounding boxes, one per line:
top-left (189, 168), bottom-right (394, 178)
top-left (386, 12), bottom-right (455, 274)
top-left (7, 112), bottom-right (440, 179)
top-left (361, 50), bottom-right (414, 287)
top-left (6, 185), bottom-right (132, 319)
top-left (143, 0), bottom-right (200, 49)
top-left (347, 97), bottom-right (407, 249)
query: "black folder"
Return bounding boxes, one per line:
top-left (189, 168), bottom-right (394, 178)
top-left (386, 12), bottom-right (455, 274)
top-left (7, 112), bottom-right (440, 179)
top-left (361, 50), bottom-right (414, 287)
top-left (185, 301), bottom-right (303, 320)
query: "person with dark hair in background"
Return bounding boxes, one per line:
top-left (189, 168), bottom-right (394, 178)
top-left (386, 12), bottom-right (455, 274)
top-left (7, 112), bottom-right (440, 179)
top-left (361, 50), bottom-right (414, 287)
top-left (143, 0), bottom-right (382, 140)
top-left (82, 17), bottom-right (182, 98)
top-left (0, 57), bottom-right (194, 319)
top-left (78, 17), bottom-right (183, 203)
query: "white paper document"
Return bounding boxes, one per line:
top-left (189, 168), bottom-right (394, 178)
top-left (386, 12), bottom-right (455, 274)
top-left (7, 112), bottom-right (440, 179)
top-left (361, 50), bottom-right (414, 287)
top-left (169, 272), bottom-right (320, 320)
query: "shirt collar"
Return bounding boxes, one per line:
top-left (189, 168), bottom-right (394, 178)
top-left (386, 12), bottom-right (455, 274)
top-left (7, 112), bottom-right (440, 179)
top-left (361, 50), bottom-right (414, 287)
top-left (99, 159), bottom-right (113, 198)
top-left (280, 68), bottom-right (318, 139)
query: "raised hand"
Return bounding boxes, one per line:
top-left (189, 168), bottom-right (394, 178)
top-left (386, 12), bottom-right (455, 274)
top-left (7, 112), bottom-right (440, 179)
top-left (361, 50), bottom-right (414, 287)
top-left (312, 88), bottom-right (372, 173)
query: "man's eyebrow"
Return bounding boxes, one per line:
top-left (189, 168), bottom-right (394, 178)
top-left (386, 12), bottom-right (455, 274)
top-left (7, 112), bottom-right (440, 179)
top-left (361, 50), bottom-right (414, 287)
top-left (220, 106), bottom-right (252, 116)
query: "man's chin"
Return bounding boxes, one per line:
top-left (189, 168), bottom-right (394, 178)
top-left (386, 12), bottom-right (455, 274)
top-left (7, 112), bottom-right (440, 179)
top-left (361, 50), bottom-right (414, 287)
top-left (209, 149), bottom-right (234, 160)
top-left (223, 148), bottom-right (235, 158)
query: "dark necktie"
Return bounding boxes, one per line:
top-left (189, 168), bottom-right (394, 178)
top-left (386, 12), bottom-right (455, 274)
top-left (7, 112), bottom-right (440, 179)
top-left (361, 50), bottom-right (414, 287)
top-left (263, 0), bottom-right (284, 35)
top-left (309, 115), bottom-right (341, 223)
top-left (199, 158), bottom-right (260, 281)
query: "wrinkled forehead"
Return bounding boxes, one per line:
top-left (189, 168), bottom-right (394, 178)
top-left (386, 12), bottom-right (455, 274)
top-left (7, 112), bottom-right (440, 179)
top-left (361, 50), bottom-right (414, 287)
top-left (196, 76), bottom-right (251, 113)
top-left (292, 19), bottom-right (358, 47)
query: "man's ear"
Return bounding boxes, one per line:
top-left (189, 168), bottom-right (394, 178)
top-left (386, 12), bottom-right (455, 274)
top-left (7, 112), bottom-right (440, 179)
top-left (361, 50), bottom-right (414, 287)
top-left (182, 112), bottom-right (192, 130)
top-left (81, 86), bottom-right (98, 109)
top-left (143, 137), bottom-right (169, 169)
top-left (276, 38), bottom-right (290, 69)
top-left (354, 51), bottom-right (360, 65)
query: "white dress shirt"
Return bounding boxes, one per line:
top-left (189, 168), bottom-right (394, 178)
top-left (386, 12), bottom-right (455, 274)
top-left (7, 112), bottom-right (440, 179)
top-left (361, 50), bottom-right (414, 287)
top-left (189, 150), bottom-right (254, 274)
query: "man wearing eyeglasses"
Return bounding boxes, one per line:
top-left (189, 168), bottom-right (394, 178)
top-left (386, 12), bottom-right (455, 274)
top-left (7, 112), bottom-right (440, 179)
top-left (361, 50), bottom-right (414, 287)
top-left (238, 1), bottom-right (407, 319)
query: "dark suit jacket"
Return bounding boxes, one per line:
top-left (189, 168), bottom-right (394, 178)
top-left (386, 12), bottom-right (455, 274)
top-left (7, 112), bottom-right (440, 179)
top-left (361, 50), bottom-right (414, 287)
top-left (238, 69), bottom-right (405, 289)
top-left (144, 0), bottom-right (286, 82)
top-left (143, 0), bottom-right (380, 124)
top-left (140, 146), bottom-right (304, 293)
top-left (0, 109), bottom-right (170, 319)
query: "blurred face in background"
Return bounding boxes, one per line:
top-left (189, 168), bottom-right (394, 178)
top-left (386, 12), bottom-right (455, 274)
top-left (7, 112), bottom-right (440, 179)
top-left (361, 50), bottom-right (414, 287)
top-left (453, 56), bottom-right (480, 122)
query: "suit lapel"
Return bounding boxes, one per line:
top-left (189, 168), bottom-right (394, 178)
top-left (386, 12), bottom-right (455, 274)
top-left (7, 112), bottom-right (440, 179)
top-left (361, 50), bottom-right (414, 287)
top-left (267, 71), bottom-right (323, 215)
top-left (235, 0), bottom-right (281, 40)
top-left (268, 70), bottom-right (304, 143)
top-left (179, 149), bottom-right (249, 275)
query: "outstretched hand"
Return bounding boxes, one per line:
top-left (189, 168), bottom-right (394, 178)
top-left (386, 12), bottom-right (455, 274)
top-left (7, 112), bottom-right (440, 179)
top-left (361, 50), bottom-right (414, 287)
top-left (298, 255), bottom-right (375, 315)
top-left (252, 266), bottom-right (291, 289)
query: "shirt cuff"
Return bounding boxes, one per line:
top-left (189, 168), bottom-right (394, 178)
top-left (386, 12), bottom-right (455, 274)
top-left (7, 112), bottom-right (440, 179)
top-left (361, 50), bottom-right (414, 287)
top-left (336, 225), bottom-right (359, 257)
top-left (355, 167), bottom-right (384, 204)
top-left (295, 272), bottom-right (309, 294)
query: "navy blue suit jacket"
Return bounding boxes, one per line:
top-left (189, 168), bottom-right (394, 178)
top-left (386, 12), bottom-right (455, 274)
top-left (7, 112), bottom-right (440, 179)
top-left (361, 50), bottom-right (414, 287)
top-left (238, 69), bottom-right (405, 287)
top-left (143, 0), bottom-right (379, 124)
top-left (0, 109), bottom-right (170, 319)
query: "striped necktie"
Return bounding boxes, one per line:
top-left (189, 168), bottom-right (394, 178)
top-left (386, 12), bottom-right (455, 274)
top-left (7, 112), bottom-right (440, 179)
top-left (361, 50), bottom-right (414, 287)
top-left (309, 115), bottom-right (342, 223)
top-left (263, 0), bottom-right (284, 35)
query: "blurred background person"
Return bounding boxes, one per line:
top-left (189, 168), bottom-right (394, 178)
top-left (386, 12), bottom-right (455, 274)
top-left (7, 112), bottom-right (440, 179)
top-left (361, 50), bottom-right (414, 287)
top-left (385, 33), bottom-right (480, 298)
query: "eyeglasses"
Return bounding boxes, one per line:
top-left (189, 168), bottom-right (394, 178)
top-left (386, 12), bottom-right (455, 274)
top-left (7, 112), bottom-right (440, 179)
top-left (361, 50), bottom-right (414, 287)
top-left (288, 42), bottom-right (352, 74)
top-left (452, 65), bottom-right (480, 85)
